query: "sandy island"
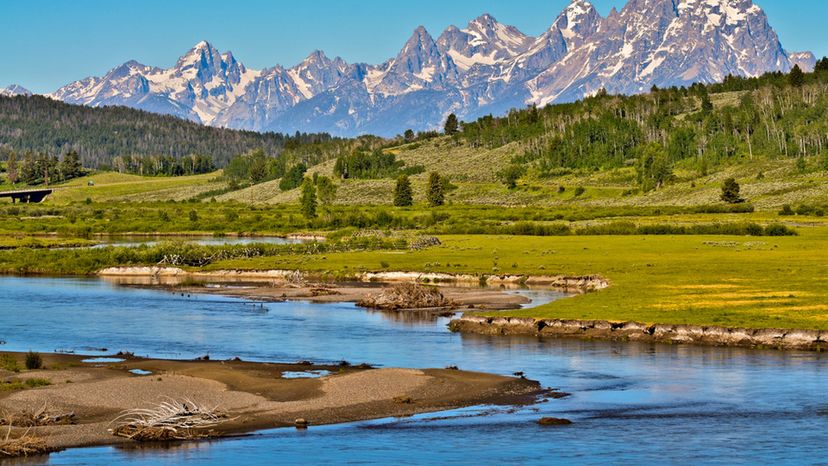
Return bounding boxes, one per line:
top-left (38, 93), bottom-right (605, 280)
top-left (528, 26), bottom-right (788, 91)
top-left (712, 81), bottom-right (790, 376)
top-left (0, 352), bottom-right (545, 456)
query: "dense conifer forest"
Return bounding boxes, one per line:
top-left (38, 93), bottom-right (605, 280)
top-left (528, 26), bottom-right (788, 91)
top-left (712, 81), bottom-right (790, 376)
top-left (0, 94), bottom-right (333, 169)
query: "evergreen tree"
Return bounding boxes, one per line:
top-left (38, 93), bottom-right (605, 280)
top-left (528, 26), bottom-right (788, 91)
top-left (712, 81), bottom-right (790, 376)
top-left (59, 150), bottom-right (84, 180)
top-left (393, 175), bottom-right (413, 206)
top-left (444, 113), bottom-right (459, 135)
top-left (404, 129), bottom-right (415, 142)
top-left (700, 91), bottom-right (714, 114)
top-left (427, 172), bottom-right (444, 207)
top-left (816, 57), bottom-right (828, 73)
top-left (300, 177), bottom-right (318, 219)
top-left (316, 175), bottom-right (337, 207)
top-left (789, 64), bottom-right (805, 88)
top-left (720, 177), bottom-right (745, 204)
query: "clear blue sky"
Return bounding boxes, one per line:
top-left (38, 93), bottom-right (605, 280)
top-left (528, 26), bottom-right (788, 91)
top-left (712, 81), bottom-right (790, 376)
top-left (2, 0), bottom-right (825, 94)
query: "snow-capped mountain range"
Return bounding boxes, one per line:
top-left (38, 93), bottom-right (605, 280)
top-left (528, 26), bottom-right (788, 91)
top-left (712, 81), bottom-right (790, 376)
top-left (27, 0), bottom-right (817, 136)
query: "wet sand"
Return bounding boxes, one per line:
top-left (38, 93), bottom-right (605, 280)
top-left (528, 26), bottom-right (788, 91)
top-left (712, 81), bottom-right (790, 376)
top-left (0, 352), bottom-right (543, 454)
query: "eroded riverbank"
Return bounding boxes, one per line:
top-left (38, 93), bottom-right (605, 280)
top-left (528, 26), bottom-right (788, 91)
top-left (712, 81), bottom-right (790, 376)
top-left (449, 316), bottom-right (828, 351)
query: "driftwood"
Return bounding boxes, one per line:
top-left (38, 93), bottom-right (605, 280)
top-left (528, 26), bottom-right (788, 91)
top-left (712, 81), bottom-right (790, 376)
top-left (0, 427), bottom-right (48, 457)
top-left (358, 283), bottom-right (453, 310)
top-left (111, 398), bottom-right (231, 442)
top-left (1, 404), bottom-right (76, 427)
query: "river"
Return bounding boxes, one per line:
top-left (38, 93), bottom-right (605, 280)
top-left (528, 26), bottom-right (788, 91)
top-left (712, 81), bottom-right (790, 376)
top-left (0, 277), bottom-right (826, 464)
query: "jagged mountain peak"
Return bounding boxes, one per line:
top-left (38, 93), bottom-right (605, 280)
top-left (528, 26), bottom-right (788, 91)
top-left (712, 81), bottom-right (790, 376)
top-left (437, 12), bottom-right (531, 73)
top-left (401, 25), bottom-right (438, 53)
top-left (304, 49), bottom-right (329, 63)
top-left (0, 84), bottom-right (32, 97)
top-left (551, 0), bottom-right (601, 43)
top-left (467, 13), bottom-right (500, 33)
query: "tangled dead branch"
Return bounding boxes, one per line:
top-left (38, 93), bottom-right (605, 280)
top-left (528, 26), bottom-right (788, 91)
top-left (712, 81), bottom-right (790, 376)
top-left (358, 283), bottom-right (453, 310)
top-left (409, 235), bottom-right (441, 250)
top-left (0, 427), bottom-right (49, 457)
top-left (110, 398), bottom-right (232, 442)
top-left (1, 403), bottom-right (76, 427)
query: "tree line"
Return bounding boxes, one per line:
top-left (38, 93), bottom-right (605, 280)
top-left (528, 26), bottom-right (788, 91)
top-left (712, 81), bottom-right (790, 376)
top-left (0, 149), bottom-right (84, 186)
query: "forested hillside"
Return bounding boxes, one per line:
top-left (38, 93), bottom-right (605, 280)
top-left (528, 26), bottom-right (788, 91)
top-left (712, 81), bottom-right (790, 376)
top-left (0, 94), bottom-right (335, 168)
top-left (457, 64), bottom-right (828, 189)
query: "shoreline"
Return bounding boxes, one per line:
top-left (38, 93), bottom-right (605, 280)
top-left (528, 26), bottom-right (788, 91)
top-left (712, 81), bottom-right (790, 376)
top-left (448, 315), bottom-right (828, 351)
top-left (0, 352), bottom-right (543, 457)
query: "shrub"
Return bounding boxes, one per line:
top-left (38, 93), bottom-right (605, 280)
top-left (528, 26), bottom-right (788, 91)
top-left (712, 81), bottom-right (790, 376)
top-left (25, 351), bottom-right (42, 370)
top-left (795, 205), bottom-right (814, 216)
top-left (505, 222), bottom-right (571, 236)
top-left (0, 355), bottom-right (20, 372)
top-left (764, 224), bottom-right (797, 236)
top-left (577, 222), bottom-right (637, 235)
top-left (745, 223), bottom-right (764, 236)
top-left (778, 204), bottom-right (795, 216)
top-left (693, 204), bottom-right (754, 214)
top-left (497, 164), bottom-right (526, 189)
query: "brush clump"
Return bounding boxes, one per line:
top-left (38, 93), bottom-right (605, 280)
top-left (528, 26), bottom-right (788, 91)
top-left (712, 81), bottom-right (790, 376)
top-left (358, 282), bottom-right (452, 310)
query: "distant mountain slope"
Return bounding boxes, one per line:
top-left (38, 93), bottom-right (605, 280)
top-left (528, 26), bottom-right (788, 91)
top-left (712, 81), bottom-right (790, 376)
top-left (0, 94), bottom-right (315, 167)
top-left (0, 85), bottom-right (31, 97)
top-left (41, 0), bottom-right (814, 136)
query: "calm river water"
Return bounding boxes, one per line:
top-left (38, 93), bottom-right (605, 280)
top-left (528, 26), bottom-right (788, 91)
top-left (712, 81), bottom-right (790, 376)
top-left (1, 277), bottom-right (826, 465)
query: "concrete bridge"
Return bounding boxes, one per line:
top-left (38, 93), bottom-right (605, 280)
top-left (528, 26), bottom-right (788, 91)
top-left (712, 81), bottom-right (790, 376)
top-left (0, 188), bottom-right (53, 203)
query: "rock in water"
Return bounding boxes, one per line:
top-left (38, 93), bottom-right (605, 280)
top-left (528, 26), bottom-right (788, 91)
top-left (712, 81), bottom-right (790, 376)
top-left (537, 417), bottom-right (572, 426)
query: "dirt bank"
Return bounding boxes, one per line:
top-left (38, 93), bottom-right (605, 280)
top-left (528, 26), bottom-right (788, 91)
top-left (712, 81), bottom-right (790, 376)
top-left (97, 267), bottom-right (608, 292)
top-left (449, 316), bottom-right (828, 351)
top-left (0, 352), bottom-right (542, 456)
